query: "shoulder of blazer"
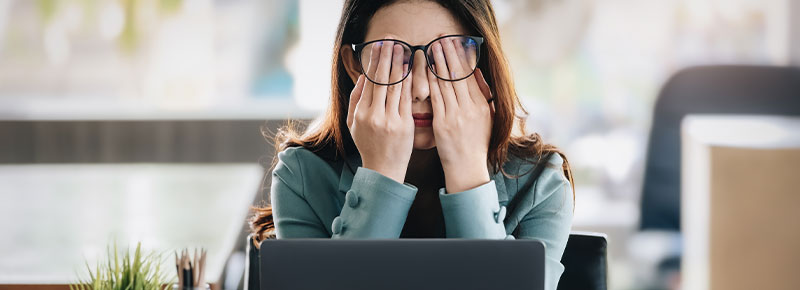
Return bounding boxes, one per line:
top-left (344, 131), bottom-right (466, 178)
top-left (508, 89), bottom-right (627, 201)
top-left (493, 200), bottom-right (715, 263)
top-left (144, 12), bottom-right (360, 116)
top-left (276, 146), bottom-right (345, 173)
top-left (499, 152), bottom-right (570, 234)
top-left (499, 152), bottom-right (566, 193)
top-left (274, 146), bottom-right (346, 192)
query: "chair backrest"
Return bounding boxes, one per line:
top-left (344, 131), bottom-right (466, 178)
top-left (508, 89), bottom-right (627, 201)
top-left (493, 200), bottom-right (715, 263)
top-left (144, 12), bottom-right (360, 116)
top-left (557, 232), bottom-right (608, 290)
top-left (640, 65), bottom-right (800, 231)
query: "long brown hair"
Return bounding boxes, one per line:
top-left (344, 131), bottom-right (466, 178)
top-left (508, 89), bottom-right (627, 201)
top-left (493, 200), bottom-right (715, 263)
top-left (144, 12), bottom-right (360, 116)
top-left (250, 0), bottom-right (574, 247)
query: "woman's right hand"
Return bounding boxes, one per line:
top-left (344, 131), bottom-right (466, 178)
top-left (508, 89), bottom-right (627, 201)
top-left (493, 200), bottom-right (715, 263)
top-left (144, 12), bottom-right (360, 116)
top-left (346, 40), bottom-right (414, 184)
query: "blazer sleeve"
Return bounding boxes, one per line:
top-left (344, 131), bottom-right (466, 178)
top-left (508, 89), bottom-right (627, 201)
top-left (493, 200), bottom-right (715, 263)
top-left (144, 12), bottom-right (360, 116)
top-left (438, 180), bottom-right (509, 239)
top-left (271, 148), bottom-right (419, 239)
top-left (438, 158), bottom-right (573, 290)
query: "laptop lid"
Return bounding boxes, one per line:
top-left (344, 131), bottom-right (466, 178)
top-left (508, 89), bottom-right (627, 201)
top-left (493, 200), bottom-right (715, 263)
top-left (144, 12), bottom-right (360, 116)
top-left (259, 239), bottom-right (545, 290)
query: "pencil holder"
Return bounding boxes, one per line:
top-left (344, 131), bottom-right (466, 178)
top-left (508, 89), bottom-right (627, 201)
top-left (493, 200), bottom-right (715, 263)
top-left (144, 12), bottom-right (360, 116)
top-left (172, 283), bottom-right (210, 290)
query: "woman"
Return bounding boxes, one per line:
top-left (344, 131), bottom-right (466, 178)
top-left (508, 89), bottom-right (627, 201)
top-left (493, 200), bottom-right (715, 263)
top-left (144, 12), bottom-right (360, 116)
top-left (251, 0), bottom-right (575, 288)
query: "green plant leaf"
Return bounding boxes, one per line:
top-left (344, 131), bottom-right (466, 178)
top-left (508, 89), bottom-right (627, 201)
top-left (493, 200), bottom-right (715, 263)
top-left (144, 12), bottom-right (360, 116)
top-left (71, 241), bottom-right (173, 290)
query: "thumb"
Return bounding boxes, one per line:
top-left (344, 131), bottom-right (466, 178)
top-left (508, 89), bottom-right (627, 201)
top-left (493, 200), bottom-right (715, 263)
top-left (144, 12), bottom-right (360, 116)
top-left (347, 74), bottom-right (365, 128)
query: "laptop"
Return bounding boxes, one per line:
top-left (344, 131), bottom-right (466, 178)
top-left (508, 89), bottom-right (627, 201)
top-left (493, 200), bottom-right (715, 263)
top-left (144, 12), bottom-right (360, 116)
top-left (259, 239), bottom-right (545, 290)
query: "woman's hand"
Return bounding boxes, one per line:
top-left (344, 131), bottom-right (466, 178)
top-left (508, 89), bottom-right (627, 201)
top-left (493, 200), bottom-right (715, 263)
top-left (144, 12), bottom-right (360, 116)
top-left (428, 38), bottom-right (495, 193)
top-left (346, 40), bottom-right (414, 184)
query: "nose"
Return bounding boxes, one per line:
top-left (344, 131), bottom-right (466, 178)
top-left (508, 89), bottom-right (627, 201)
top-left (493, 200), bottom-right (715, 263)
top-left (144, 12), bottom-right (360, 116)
top-left (410, 50), bottom-right (429, 102)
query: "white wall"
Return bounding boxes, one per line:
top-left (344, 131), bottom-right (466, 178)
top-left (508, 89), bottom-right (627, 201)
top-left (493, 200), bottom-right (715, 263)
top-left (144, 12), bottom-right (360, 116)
top-left (791, 0), bottom-right (800, 66)
top-left (768, 0), bottom-right (800, 66)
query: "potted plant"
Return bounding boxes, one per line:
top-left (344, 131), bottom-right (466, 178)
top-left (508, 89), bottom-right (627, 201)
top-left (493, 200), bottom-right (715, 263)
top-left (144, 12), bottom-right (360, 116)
top-left (71, 242), bottom-right (172, 290)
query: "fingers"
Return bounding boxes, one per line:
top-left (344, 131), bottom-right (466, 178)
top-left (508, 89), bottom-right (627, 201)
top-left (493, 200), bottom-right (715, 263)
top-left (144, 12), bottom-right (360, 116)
top-left (428, 68), bottom-right (446, 118)
top-left (441, 38), bottom-right (473, 106)
top-left (361, 43), bottom-right (381, 108)
top-left (440, 38), bottom-right (464, 79)
top-left (399, 65), bottom-right (412, 119)
top-left (371, 40), bottom-right (394, 113)
top-left (454, 39), bottom-right (486, 106)
top-left (385, 44), bottom-right (405, 116)
top-left (347, 74), bottom-right (366, 128)
top-left (454, 38), bottom-right (468, 65)
top-left (467, 41), bottom-right (478, 68)
top-left (431, 42), bottom-right (459, 111)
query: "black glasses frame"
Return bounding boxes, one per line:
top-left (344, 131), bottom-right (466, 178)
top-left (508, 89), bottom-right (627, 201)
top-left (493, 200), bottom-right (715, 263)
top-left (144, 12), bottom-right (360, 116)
top-left (352, 34), bottom-right (484, 86)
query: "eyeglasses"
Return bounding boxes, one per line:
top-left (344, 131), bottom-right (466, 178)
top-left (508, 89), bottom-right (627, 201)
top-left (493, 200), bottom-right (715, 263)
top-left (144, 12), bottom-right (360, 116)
top-left (352, 35), bottom-right (484, 86)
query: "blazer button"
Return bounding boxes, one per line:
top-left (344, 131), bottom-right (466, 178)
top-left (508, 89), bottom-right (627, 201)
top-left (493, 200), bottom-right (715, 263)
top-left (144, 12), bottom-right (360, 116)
top-left (494, 206), bottom-right (507, 223)
top-left (346, 190), bottom-right (359, 208)
top-left (332, 216), bottom-right (344, 235)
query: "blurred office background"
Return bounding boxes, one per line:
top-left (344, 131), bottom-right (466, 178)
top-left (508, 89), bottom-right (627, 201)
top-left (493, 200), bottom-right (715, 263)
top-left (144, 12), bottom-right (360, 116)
top-left (1, 0), bottom-right (798, 289)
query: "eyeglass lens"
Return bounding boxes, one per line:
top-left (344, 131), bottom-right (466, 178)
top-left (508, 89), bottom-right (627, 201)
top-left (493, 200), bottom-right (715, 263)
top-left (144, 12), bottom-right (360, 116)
top-left (359, 36), bottom-right (479, 85)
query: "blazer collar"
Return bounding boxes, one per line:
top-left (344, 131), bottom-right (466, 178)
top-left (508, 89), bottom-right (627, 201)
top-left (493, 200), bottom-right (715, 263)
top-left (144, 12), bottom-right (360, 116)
top-left (337, 153), bottom-right (508, 203)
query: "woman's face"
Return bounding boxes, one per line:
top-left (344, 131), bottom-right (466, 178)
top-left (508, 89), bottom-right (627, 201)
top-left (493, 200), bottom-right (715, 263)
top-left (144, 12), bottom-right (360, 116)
top-left (350, 1), bottom-right (468, 150)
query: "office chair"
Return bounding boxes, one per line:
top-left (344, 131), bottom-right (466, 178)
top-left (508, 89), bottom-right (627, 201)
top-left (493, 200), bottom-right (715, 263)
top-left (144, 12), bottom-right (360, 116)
top-left (640, 65), bottom-right (800, 231)
top-left (557, 232), bottom-right (608, 290)
top-left (246, 232), bottom-right (609, 290)
top-left (635, 65), bottom-right (800, 288)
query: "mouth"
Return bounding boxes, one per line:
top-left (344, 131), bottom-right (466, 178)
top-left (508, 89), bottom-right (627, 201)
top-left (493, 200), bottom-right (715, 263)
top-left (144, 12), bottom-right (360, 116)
top-left (412, 113), bottom-right (433, 127)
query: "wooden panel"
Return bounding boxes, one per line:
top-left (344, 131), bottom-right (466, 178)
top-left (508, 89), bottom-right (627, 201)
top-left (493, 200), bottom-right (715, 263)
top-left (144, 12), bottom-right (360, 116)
top-left (709, 147), bottom-right (800, 290)
top-left (0, 120), bottom-right (307, 164)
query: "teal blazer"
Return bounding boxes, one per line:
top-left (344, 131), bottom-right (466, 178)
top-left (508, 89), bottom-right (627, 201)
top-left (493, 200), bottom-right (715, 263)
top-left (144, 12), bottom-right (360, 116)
top-left (270, 146), bottom-right (574, 290)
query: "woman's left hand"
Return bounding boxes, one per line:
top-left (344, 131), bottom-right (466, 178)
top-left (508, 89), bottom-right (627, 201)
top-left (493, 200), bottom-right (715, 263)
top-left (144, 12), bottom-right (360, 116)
top-left (428, 38), bottom-right (495, 193)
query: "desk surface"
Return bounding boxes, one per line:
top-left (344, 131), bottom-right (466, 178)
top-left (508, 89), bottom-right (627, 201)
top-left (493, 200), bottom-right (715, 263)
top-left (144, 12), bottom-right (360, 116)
top-left (0, 163), bottom-right (263, 285)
